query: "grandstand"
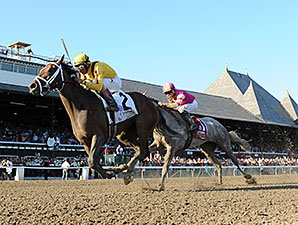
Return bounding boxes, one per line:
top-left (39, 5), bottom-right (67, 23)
top-left (0, 41), bottom-right (297, 167)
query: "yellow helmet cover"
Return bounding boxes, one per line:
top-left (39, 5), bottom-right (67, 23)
top-left (73, 53), bottom-right (90, 66)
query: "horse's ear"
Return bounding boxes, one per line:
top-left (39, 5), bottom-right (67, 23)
top-left (57, 55), bottom-right (65, 64)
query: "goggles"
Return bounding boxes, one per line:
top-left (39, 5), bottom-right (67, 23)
top-left (164, 91), bottom-right (172, 95)
top-left (74, 64), bottom-right (85, 70)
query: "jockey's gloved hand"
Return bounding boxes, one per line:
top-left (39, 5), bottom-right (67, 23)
top-left (70, 72), bottom-right (78, 81)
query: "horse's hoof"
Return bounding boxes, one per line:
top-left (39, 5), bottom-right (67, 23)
top-left (119, 164), bottom-right (128, 171)
top-left (158, 184), bottom-right (165, 191)
top-left (246, 177), bottom-right (257, 185)
top-left (124, 174), bottom-right (133, 185)
top-left (106, 171), bottom-right (116, 179)
top-left (244, 174), bottom-right (252, 179)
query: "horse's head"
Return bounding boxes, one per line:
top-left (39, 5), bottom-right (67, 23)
top-left (28, 55), bottom-right (66, 96)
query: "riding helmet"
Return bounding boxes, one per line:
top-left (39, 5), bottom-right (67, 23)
top-left (163, 82), bottom-right (175, 93)
top-left (73, 53), bottom-right (91, 66)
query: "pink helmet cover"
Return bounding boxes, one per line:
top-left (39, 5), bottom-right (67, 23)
top-left (163, 82), bottom-right (175, 93)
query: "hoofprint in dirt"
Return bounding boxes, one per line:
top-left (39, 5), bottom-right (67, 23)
top-left (0, 175), bottom-right (297, 224)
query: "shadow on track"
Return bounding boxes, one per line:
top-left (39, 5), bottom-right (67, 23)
top-left (191, 184), bottom-right (298, 193)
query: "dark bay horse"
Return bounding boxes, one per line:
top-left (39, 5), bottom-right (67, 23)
top-left (149, 104), bottom-right (256, 190)
top-left (28, 56), bottom-right (159, 180)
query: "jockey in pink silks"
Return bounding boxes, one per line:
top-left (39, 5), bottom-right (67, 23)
top-left (158, 82), bottom-right (198, 130)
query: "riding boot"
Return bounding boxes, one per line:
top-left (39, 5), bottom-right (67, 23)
top-left (181, 111), bottom-right (197, 131)
top-left (100, 88), bottom-right (119, 112)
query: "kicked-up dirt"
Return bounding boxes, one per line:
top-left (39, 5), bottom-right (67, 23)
top-left (0, 174), bottom-right (297, 224)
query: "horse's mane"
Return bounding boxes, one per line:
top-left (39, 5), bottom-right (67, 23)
top-left (57, 61), bottom-right (97, 97)
top-left (61, 62), bottom-right (77, 77)
top-left (148, 98), bottom-right (180, 135)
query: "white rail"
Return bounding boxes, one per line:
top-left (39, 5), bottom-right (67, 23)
top-left (0, 165), bottom-right (297, 181)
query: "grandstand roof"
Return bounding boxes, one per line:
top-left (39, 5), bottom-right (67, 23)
top-left (122, 78), bottom-right (262, 123)
top-left (205, 66), bottom-right (297, 127)
top-left (281, 91), bottom-right (298, 121)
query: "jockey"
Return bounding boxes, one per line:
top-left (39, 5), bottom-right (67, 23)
top-left (73, 53), bottom-right (121, 112)
top-left (158, 82), bottom-right (198, 130)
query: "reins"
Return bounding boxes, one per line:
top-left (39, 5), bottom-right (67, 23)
top-left (33, 62), bottom-right (65, 96)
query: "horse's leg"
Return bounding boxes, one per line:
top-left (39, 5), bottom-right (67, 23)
top-left (219, 143), bottom-right (256, 184)
top-left (159, 145), bottom-right (176, 191)
top-left (116, 130), bottom-right (139, 170)
top-left (148, 139), bottom-right (164, 153)
top-left (88, 135), bottom-right (114, 179)
top-left (200, 142), bottom-right (222, 184)
top-left (115, 130), bottom-right (143, 185)
top-left (224, 150), bottom-right (252, 179)
top-left (124, 97), bottom-right (159, 179)
top-left (117, 126), bottom-right (152, 184)
top-left (125, 138), bottom-right (147, 178)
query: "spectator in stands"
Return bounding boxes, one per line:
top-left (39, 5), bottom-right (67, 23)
top-left (103, 147), bottom-right (110, 155)
top-left (77, 160), bottom-right (86, 180)
top-left (32, 133), bottom-right (39, 143)
top-left (27, 48), bottom-right (33, 55)
top-left (0, 47), bottom-right (8, 55)
top-left (47, 135), bottom-right (55, 151)
top-left (61, 159), bottom-right (70, 180)
top-left (0, 159), bottom-right (13, 180)
top-left (54, 135), bottom-right (60, 150)
top-left (26, 48), bottom-right (33, 61)
top-left (42, 160), bottom-right (49, 180)
top-left (116, 145), bottom-right (123, 155)
top-left (107, 158), bottom-right (115, 167)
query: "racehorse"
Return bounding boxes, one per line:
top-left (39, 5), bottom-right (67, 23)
top-left (148, 104), bottom-right (256, 191)
top-left (28, 56), bottom-right (159, 181)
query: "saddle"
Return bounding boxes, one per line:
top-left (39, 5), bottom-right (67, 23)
top-left (193, 117), bottom-right (207, 139)
top-left (92, 90), bottom-right (139, 141)
top-left (92, 90), bottom-right (138, 125)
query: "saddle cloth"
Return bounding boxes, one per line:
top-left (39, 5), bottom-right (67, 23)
top-left (103, 90), bottom-right (138, 125)
top-left (194, 117), bottom-right (207, 139)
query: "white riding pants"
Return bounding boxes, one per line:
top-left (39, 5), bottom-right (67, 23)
top-left (176, 99), bottom-right (198, 113)
top-left (102, 75), bottom-right (122, 92)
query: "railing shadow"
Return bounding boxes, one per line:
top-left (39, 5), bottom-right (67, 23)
top-left (190, 183), bottom-right (298, 193)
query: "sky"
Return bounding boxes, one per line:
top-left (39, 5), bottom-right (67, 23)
top-left (1, 0), bottom-right (298, 102)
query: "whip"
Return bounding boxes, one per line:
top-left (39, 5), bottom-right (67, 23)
top-left (61, 38), bottom-right (78, 78)
top-left (61, 38), bottom-right (72, 63)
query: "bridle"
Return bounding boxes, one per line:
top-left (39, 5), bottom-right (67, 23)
top-left (33, 62), bottom-right (65, 96)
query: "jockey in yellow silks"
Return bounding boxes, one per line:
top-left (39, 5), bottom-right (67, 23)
top-left (158, 82), bottom-right (198, 130)
top-left (73, 53), bottom-right (121, 112)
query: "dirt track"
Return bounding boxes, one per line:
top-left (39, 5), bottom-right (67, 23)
top-left (0, 175), bottom-right (297, 224)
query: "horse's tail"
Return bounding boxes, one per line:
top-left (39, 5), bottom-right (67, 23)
top-left (229, 131), bottom-right (251, 152)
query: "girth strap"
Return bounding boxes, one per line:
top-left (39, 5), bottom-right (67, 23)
top-left (107, 111), bottom-right (117, 142)
top-left (183, 131), bottom-right (193, 150)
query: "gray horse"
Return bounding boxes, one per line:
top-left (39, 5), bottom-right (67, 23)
top-left (149, 105), bottom-right (256, 191)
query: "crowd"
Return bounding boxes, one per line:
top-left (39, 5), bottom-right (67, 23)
top-left (139, 153), bottom-right (298, 167)
top-left (0, 154), bottom-right (88, 167)
top-left (1, 150), bottom-right (297, 169)
top-left (0, 121), bottom-right (80, 145)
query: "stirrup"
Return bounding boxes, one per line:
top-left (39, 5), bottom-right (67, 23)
top-left (189, 124), bottom-right (198, 131)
